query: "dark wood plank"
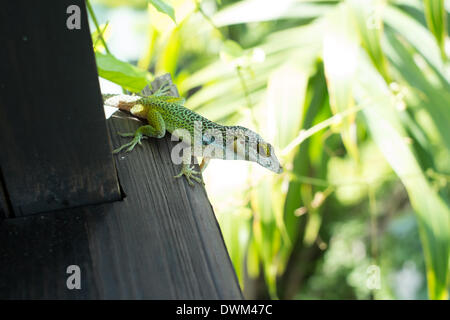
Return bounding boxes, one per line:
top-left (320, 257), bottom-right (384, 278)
top-left (0, 210), bottom-right (99, 299)
top-left (0, 173), bottom-right (12, 219)
top-left (0, 0), bottom-right (120, 216)
top-left (0, 77), bottom-right (243, 299)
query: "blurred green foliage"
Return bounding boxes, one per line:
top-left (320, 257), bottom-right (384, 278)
top-left (89, 0), bottom-right (450, 299)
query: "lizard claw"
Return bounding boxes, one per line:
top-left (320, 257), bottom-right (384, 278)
top-left (113, 132), bottom-right (144, 154)
top-left (174, 164), bottom-right (204, 186)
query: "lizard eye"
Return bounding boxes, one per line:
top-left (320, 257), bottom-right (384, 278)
top-left (202, 135), bottom-right (215, 145)
top-left (257, 142), bottom-right (271, 157)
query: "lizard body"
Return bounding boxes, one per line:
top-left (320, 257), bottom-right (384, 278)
top-left (103, 84), bottom-right (282, 185)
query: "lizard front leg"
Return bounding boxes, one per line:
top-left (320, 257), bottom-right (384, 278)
top-left (113, 109), bottom-right (166, 153)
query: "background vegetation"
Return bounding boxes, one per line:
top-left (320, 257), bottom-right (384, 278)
top-left (89, 0), bottom-right (450, 299)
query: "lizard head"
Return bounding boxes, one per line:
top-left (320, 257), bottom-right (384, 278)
top-left (216, 126), bottom-right (283, 174)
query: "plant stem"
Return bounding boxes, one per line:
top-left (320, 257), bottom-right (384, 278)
top-left (86, 0), bottom-right (111, 54)
top-left (281, 105), bottom-right (364, 156)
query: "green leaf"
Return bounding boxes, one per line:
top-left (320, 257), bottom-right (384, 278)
top-left (220, 40), bottom-right (245, 63)
top-left (383, 30), bottom-right (450, 151)
top-left (383, 6), bottom-right (446, 81)
top-left (349, 0), bottom-right (390, 81)
top-left (283, 67), bottom-right (327, 243)
top-left (355, 50), bottom-right (450, 300)
top-left (148, 0), bottom-right (176, 23)
top-left (217, 208), bottom-right (251, 288)
top-left (265, 63), bottom-right (308, 150)
top-left (212, 0), bottom-right (336, 27)
top-left (247, 237), bottom-right (260, 278)
top-left (301, 185), bottom-right (322, 246)
top-left (156, 27), bottom-right (181, 75)
top-left (424, 0), bottom-right (447, 60)
top-left (323, 4), bottom-right (359, 162)
top-left (95, 52), bottom-right (150, 92)
top-left (250, 178), bottom-right (282, 299)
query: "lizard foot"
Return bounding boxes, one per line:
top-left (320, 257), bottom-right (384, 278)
top-left (113, 131), bottom-right (146, 153)
top-left (174, 164), bottom-right (204, 186)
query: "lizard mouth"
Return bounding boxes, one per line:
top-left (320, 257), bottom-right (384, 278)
top-left (269, 163), bottom-right (283, 174)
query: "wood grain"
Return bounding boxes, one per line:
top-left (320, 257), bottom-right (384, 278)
top-left (0, 0), bottom-right (120, 216)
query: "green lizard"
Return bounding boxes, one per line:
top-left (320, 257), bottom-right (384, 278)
top-left (103, 83), bottom-right (283, 185)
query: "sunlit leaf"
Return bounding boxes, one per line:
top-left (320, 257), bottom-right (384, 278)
top-left (349, 0), bottom-right (390, 81)
top-left (355, 50), bottom-right (450, 300)
top-left (250, 178), bottom-right (282, 298)
top-left (301, 185), bottom-right (322, 246)
top-left (265, 64), bottom-right (309, 150)
top-left (148, 0), bottom-right (176, 23)
top-left (217, 209), bottom-right (251, 288)
top-left (323, 4), bottom-right (359, 162)
top-left (247, 237), bottom-right (260, 278)
top-left (212, 0), bottom-right (337, 26)
top-left (156, 26), bottom-right (181, 75)
top-left (220, 40), bottom-right (244, 62)
top-left (383, 5), bottom-right (447, 81)
top-left (137, 27), bottom-right (158, 71)
top-left (383, 30), bottom-right (450, 151)
top-left (95, 52), bottom-right (150, 92)
top-left (283, 68), bottom-right (327, 247)
top-left (423, 0), bottom-right (447, 60)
